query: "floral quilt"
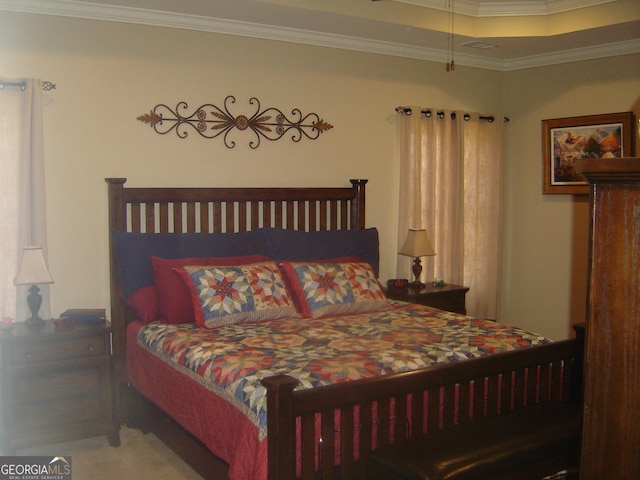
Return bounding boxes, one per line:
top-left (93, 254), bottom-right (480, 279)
top-left (137, 301), bottom-right (550, 439)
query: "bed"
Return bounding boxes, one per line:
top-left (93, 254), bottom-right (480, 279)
top-left (105, 178), bottom-right (582, 480)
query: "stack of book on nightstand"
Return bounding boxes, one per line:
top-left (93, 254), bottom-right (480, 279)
top-left (60, 308), bottom-right (107, 323)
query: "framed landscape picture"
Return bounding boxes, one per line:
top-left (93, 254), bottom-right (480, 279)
top-left (542, 112), bottom-right (634, 194)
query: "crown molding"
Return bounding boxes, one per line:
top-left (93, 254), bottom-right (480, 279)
top-left (0, 0), bottom-right (637, 72)
top-left (395, 0), bottom-right (619, 17)
top-left (503, 37), bottom-right (640, 70)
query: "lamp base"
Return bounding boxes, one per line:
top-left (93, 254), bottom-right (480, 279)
top-left (410, 257), bottom-right (424, 289)
top-left (25, 284), bottom-right (45, 328)
top-left (25, 316), bottom-right (46, 328)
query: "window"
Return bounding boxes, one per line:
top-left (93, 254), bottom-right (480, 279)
top-left (0, 78), bottom-right (49, 321)
top-left (396, 108), bottom-right (504, 318)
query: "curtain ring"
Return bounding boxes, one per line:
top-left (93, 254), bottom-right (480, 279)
top-left (395, 106), bottom-right (412, 115)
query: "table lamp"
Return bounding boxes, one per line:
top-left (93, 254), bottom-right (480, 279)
top-left (14, 246), bottom-right (54, 326)
top-left (398, 229), bottom-right (435, 288)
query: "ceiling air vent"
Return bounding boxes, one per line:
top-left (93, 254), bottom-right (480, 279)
top-left (460, 41), bottom-right (498, 49)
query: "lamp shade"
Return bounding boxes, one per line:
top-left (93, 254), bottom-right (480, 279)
top-left (398, 229), bottom-right (435, 258)
top-left (14, 246), bottom-right (54, 285)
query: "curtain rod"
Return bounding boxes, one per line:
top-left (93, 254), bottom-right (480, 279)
top-left (396, 106), bottom-right (509, 123)
top-left (0, 80), bottom-right (56, 91)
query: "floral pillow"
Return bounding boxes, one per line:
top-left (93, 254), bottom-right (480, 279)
top-left (152, 255), bottom-right (270, 324)
top-left (279, 261), bottom-right (390, 318)
top-left (176, 262), bottom-right (300, 329)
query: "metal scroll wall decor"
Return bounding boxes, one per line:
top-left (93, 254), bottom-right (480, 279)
top-left (137, 95), bottom-right (333, 149)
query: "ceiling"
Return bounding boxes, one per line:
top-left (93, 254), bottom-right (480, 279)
top-left (1, 0), bottom-right (639, 70)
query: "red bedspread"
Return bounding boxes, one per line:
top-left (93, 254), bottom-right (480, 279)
top-left (127, 301), bottom-right (550, 480)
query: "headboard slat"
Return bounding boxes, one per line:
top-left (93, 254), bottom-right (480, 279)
top-left (340, 201), bottom-right (348, 230)
top-left (238, 201), bottom-right (247, 232)
top-left (320, 202), bottom-right (328, 230)
top-left (186, 202), bottom-right (196, 232)
top-left (159, 203), bottom-right (169, 232)
top-left (274, 200), bottom-right (283, 229)
top-left (200, 202), bottom-right (210, 233)
top-left (131, 205), bottom-right (141, 233)
top-left (225, 202), bottom-right (234, 232)
top-left (213, 202), bottom-right (222, 233)
top-left (298, 202), bottom-right (306, 231)
top-left (309, 203), bottom-right (317, 232)
top-left (251, 202), bottom-right (260, 230)
top-left (330, 201), bottom-right (338, 230)
top-left (262, 200), bottom-right (271, 227)
top-left (173, 203), bottom-right (183, 233)
top-left (145, 203), bottom-right (155, 233)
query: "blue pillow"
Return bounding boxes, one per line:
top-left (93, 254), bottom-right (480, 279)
top-left (255, 228), bottom-right (380, 276)
top-left (112, 230), bottom-right (267, 299)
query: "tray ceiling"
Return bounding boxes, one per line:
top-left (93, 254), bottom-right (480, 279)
top-left (1, 0), bottom-right (638, 70)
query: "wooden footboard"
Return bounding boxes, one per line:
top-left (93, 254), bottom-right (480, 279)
top-left (262, 339), bottom-right (582, 480)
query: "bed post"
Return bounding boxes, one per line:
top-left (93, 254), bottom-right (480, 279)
top-left (350, 179), bottom-right (367, 230)
top-left (261, 374), bottom-right (299, 480)
top-left (105, 178), bottom-right (128, 385)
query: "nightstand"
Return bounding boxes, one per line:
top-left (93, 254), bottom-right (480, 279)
top-left (0, 320), bottom-right (120, 454)
top-left (386, 283), bottom-right (469, 314)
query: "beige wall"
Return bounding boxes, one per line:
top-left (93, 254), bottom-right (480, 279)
top-left (501, 56), bottom-right (640, 340)
top-left (1, 12), bottom-right (638, 340)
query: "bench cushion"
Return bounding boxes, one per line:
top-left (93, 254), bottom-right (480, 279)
top-left (370, 402), bottom-right (581, 480)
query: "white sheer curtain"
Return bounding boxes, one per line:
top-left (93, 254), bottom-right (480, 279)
top-left (396, 108), bottom-right (504, 318)
top-left (0, 78), bottom-right (49, 321)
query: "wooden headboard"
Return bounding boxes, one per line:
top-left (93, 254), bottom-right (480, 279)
top-left (105, 178), bottom-right (368, 379)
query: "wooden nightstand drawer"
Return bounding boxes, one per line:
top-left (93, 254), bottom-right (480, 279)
top-left (9, 334), bottom-right (106, 365)
top-left (11, 361), bottom-right (104, 402)
top-left (419, 293), bottom-right (465, 313)
top-left (386, 283), bottom-right (469, 314)
top-left (9, 358), bottom-right (110, 435)
top-left (0, 320), bottom-right (120, 454)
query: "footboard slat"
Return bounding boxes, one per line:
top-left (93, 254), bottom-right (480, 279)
top-left (263, 339), bottom-right (581, 480)
top-left (300, 413), bottom-right (315, 480)
top-left (320, 409), bottom-right (336, 479)
top-left (458, 382), bottom-right (471, 425)
top-left (527, 365), bottom-right (538, 405)
top-left (442, 384), bottom-right (455, 429)
top-left (358, 401), bottom-right (373, 480)
top-left (500, 372), bottom-right (511, 414)
top-left (394, 394), bottom-right (408, 441)
top-left (410, 391), bottom-right (424, 438)
top-left (427, 387), bottom-right (439, 433)
top-left (513, 368), bottom-right (526, 410)
top-left (377, 397), bottom-right (391, 448)
top-left (486, 374), bottom-right (499, 416)
top-left (340, 406), bottom-right (355, 480)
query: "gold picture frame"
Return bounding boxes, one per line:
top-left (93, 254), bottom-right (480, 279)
top-left (542, 112), bottom-right (634, 194)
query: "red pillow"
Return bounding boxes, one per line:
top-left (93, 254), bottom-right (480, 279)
top-left (126, 285), bottom-right (160, 324)
top-left (152, 255), bottom-right (271, 324)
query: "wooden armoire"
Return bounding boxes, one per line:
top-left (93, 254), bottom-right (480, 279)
top-left (576, 157), bottom-right (640, 479)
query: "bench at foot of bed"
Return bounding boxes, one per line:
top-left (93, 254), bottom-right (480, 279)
top-left (369, 401), bottom-right (581, 480)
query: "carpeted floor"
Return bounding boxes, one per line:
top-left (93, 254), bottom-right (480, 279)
top-left (19, 426), bottom-right (203, 479)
